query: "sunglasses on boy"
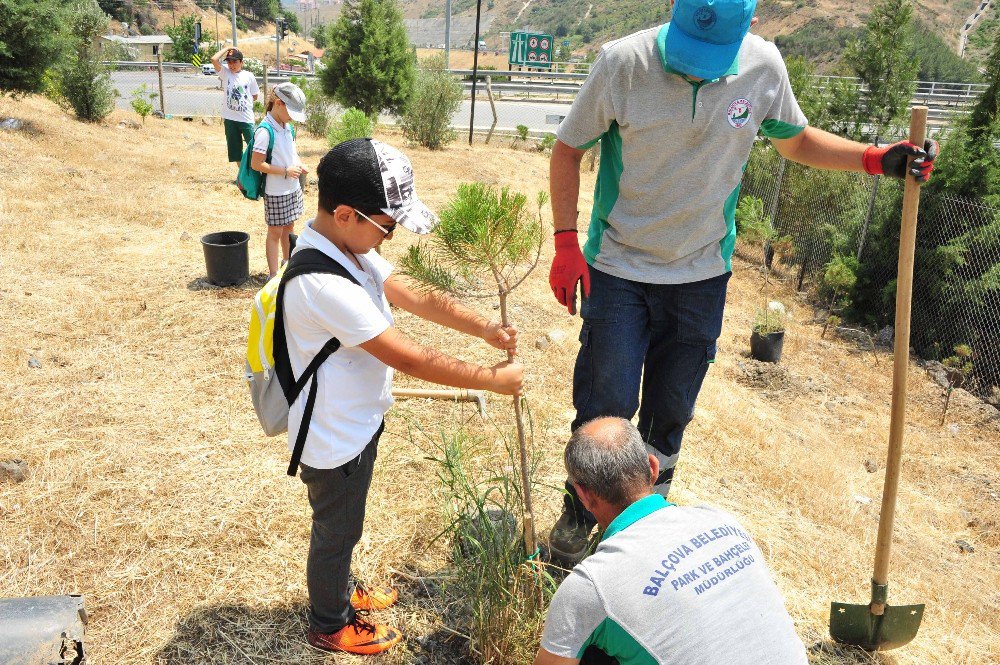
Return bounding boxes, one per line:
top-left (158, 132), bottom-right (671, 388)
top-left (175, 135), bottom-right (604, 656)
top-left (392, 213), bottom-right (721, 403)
top-left (355, 208), bottom-right (397, 235)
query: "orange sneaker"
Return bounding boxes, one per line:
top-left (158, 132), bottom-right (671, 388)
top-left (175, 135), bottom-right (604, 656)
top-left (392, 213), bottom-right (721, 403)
top-left (307, 613), bottom-right (402, 655)
top-left (351, 580), bottom-right (399, 611)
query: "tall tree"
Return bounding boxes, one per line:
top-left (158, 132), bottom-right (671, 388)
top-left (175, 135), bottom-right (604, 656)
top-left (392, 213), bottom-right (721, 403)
top-left (319, 0), bottom-right (415, 117)
top-left (843, 0), bottom-right (918, 141)
top-left (165, 14), bottom-right (213, 64)
top-left (0, 0), bottom-right (67, 95)
top-left (56, 0), bottom-right (115, 121)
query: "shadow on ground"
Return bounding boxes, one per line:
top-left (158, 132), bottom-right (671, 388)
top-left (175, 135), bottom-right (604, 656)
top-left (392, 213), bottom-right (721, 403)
top-left (807, 637), bottom-right (898, 664)
top-left (187, 272), bottom-right (270, 295)
top-left (154, 602), bottom-right (333, 664)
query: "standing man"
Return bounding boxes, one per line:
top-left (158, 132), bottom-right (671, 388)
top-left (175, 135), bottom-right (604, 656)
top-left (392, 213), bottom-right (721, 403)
top-left (547, 0), bottom-right (937, 565)
top-left (211, 46), bottom-right (260, 178)
top-left (534, 417), bottom-right (808, 665)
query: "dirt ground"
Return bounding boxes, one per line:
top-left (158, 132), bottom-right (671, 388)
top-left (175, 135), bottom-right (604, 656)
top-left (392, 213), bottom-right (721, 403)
top-left (0, 95), bottom-right (997, 664)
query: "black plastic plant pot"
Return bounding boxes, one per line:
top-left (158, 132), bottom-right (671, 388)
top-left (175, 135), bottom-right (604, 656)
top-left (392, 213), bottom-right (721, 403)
top-left (201, 231), bottom-right (250, 286)
top-left (750, 329), bottom-right (785, 363)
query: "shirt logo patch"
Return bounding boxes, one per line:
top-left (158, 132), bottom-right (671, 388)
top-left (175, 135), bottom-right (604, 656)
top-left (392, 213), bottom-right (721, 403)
top-left (727, 98), bottom-right (752, 128)
top-left (694, 7), bottom-right (717, 30)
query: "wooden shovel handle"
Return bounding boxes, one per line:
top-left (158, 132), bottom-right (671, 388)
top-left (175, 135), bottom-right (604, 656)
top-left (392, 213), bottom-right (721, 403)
top-left (872, 107), bottom-right (928, 610)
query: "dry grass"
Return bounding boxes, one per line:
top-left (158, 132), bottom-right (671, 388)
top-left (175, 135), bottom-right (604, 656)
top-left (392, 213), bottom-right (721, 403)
top-left (0, 95), bottom-right (997, 664)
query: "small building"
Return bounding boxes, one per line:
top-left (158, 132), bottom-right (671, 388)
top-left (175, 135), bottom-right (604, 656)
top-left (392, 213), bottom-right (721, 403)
top-left (95, 35), bottom-right (174, 61)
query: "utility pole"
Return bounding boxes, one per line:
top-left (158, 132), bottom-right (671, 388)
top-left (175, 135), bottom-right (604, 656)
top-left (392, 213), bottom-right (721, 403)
top-left (444, 0), bottom-right (451, 69)
top-left (276, 18), bottom-right (282, 75)
top-left (230, 0), bottom-right (238, 47)
top-left (468, 0), bottom-right (483, 145)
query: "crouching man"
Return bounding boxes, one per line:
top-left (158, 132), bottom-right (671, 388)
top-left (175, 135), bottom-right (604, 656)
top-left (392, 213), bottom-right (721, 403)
top-left (535, 417), bottom-right (807, 665)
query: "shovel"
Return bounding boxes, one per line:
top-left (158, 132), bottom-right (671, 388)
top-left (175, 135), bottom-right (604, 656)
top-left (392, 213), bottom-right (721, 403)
top-left (829, 106), bottom-right (928, 651)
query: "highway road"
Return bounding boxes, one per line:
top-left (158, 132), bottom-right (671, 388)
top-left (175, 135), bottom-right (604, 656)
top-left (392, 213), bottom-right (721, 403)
top-left (111, 70), bottom-right (573, 133)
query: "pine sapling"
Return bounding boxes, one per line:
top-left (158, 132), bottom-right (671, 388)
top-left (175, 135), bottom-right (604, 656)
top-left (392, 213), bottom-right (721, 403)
top-left (941, 344), bottom-right (973, 425)
top-left (401, 183), bottom-right (546, 560)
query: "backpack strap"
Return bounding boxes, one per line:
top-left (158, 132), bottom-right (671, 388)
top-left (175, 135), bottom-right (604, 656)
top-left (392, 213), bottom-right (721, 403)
top-left (273, 248), bottom-right (364, 476)
top-left (255, 120), bottom-right (277, 191)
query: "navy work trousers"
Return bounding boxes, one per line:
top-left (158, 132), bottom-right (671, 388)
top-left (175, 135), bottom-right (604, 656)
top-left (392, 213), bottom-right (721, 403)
top-left (565, 267), bottom-right (730, 524)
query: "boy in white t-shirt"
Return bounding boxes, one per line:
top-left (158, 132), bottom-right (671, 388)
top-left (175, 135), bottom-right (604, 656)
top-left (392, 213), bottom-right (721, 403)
top-left (283, 138), bottom-right (524, 655)
top-left (210, 47), bottom-right (260, 175)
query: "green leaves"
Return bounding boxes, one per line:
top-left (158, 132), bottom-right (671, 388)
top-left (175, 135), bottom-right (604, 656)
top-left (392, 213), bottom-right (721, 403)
top-left (0, 0), bottom-right (67, 95)
top-left (319, 0), bottom-right (415, 117)
top-left (402, 182), bottom-right (544, 299)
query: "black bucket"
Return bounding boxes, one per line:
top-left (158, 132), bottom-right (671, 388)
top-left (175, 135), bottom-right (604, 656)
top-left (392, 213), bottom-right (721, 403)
top-left (201, 231), bottom-right (249, 286)
top-left (750, 330), bottom-right (785, 363)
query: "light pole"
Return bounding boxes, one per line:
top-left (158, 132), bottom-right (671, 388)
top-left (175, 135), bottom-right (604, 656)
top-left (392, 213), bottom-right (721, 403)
top-left (444, 0), bottom-right (451, 69)
top-left (230, 0), bottom-right (238, 47)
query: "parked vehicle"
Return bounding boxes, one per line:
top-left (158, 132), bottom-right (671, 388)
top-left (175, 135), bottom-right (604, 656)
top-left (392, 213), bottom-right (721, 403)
top-left (202, 63), bottom-right (215, 75)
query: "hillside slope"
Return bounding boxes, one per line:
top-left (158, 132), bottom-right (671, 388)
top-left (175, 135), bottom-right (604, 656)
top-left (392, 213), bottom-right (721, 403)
top-left (401, 0), bottom-right (990, 65)
top-left (1, 95), bottom-right (998, 663)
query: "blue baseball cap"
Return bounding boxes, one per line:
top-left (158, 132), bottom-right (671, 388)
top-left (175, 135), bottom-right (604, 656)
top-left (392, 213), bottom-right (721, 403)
top-left (663, 0), bottom-right (756, 79)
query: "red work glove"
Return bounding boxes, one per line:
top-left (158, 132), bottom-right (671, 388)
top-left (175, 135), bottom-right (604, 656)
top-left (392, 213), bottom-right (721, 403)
top-left (862, 139), bottom-right (939, 182)
top-left (549, 230), bottom-right (590, 315)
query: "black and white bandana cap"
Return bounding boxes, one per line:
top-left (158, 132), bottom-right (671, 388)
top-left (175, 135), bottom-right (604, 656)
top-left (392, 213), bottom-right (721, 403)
top-left (371, 140), bottom-right (439, 234)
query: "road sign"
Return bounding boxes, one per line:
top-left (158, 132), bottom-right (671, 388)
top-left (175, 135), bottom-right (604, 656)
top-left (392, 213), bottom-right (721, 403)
top-left (509, 31), bottom-right (553, 69)
top-left (192, 52), bottom-right (202, 67)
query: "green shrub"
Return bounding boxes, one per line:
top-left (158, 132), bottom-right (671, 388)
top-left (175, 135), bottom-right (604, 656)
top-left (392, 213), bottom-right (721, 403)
top-left (130, 84), bottom-right (157, 123)
top-left (0, 0), bottom-right (67, 96)
top-left (242, 57), bottom-right (264, 77)
top-left (54, 1), bottom-right (116, 122)
top-left (401, 62), bottom-right (462, 149)
top-left (754, 306), bottom-right (787, 334)
top-left (427, 427), bottom-right (555, 665)
top-left (327, 107), bottom-right (373, 146)
top-left (538, 132), bottom-right (556, 152)
top-left (290, 75), bottom-right (334, 137)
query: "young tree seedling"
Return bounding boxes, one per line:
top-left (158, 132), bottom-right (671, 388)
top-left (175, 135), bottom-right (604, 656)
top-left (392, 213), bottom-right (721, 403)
top-left (402, 182), bottom-right (547, 561)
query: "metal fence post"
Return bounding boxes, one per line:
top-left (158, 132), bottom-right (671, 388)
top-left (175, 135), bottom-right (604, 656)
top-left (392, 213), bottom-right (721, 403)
top-left (156, 52), bottom-right (166, 116)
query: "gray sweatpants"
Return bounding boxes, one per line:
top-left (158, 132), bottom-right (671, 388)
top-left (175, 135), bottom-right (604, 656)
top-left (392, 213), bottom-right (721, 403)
top-left (298, 421), bottom-right (383, 634)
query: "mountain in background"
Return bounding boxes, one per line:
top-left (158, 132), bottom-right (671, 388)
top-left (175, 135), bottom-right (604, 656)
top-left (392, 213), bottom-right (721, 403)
top-left (396, 0), bottom-right (995, 77)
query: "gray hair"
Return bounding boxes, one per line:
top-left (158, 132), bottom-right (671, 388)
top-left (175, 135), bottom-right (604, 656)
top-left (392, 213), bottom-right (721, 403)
top-left (564, 417), bottom-right (651, 507)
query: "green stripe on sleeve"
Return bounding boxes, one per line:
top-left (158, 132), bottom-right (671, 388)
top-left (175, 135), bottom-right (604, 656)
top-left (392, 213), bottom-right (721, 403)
top-left (760, 119), bottom-right (806, 139)
top-left (577, 617), bottom-right (658, 665)
top-left (720, 162), bottom-right (748, 271)
top-left (583, 122), bottom-right (623, 265)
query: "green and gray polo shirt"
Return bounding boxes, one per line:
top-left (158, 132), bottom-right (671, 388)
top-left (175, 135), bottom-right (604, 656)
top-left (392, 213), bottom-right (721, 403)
top-left (540, 495), bottom-right (807, 664)
top-left (557, 25), bottom-right (807, 285)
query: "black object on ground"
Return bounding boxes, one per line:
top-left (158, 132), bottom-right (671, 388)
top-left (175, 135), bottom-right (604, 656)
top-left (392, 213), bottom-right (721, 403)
top-left (201, 231), bottom-right (250, 287)
top-left (750, 330), bottom-right (784, 363)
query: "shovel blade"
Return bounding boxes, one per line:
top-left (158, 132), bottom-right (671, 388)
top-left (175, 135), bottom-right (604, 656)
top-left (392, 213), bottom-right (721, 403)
top-left (830, 602), bottom-right (924, 651)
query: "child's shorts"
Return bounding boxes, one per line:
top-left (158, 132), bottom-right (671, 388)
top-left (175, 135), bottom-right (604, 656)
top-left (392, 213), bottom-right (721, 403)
top-left (264, 189), bottom-right (304, 227)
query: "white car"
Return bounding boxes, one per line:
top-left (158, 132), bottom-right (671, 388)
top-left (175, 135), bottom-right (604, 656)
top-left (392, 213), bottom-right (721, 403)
top-left (202, 63), bottom-right (215, 75)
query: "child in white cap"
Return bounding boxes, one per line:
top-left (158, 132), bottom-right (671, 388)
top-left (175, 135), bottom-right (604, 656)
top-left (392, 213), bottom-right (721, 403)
top-left (250, 82), bottom-right (309, 277)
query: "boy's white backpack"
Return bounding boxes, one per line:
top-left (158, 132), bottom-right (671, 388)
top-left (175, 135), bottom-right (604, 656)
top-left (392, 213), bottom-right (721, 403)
top-left (246, 248), bottom-right (360, 476)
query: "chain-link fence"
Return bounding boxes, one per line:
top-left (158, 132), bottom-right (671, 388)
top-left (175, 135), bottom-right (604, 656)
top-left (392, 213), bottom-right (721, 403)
top-left (738, 143), bottom-right (1000, 400)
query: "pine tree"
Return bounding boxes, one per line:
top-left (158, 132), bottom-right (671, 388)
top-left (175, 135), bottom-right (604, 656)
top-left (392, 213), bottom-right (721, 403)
top-left (0, 0), bottom-right (67, 95)
top-left (843, 0), bottom-right (918, 141)
top-left (55, 0), bottom-right (115, 122)
top-left (319, 0), bottom-right (415, 118)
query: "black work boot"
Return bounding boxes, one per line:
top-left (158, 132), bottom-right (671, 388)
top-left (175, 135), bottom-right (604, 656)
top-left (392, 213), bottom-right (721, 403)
top-left (548, 506), bottom-right (596, 567)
